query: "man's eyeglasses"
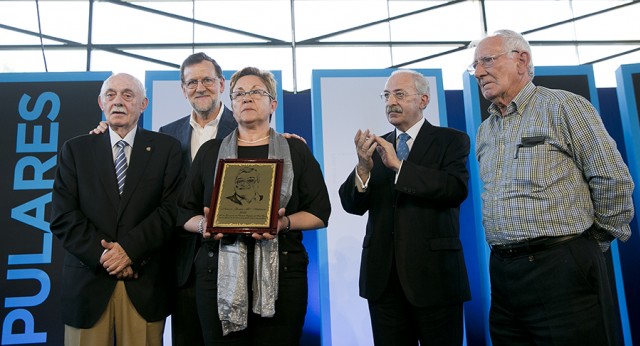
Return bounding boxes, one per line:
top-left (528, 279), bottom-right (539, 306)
top-left (183, 77), bottom-right (219, 90)
top-left (379, 91), bottom-right (421, 101)
top-left (230, 89), bottom-right (274, 101)
top-left (467, 50), bottom-right (519, 74)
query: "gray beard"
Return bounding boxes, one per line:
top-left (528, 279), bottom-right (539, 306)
top-left (193, 101), bottom-right (219, 120)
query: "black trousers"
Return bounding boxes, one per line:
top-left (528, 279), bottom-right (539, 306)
top-left (489, 234), bottom-right (621, 346)
top-left (367, 262), bottom-right (464, 346)
top-left (194, 242), bottom-right (309, 346)
top-left (172, 268), bottom-right (205, 346)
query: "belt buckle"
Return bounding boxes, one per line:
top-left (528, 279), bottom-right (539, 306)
top-left (492, 242), bottom-right (527, 258)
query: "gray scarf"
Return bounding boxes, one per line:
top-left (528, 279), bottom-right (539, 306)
top-left (215, 128), bottom-right (293, 335)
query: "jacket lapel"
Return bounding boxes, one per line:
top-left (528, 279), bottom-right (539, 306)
top-left (390, 121), bottom-right (435, 202)
top-left (178, 118), bottom-right (193, 169)
top-left (383, 131), bottom-right (398, 183)
top-left (217, 107), bottom-right (237, 140)
top-left (406, 121), bottom-right (435, 163)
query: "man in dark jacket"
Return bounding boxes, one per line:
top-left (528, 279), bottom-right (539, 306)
top-left (339, 69), bottom-right (471, 345)
top-left (51, 73), bottom-right (184, 346)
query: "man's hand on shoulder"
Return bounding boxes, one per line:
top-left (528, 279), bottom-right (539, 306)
top-left (89, 121), bottom-right (108, 135)
top-left (282, 133), bottom-right (307, 144)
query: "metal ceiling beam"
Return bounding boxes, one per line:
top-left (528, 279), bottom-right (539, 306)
top-left (100, 0), bottom-right (287, 44)
top-left (297, 0), bottom-right (466, 44)
top-left (521, 1), bottom-right (637, 36)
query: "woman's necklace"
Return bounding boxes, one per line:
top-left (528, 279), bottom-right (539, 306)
top-left (237, 135), bottom-right (269, 144)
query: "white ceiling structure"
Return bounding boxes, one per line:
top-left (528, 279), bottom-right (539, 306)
top-left (1, 0), bottom-right (639, 91)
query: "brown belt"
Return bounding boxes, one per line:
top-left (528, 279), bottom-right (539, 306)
top-left (490, 232), bottom-right (585, 258)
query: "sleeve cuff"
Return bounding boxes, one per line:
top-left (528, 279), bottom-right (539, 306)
top-left (354, 166), bottom-right (370, 192)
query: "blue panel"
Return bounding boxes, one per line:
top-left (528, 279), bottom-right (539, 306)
top-left (615, 63), bottom-right (640, 345)
top-left (447, 89), bottom-right (488, 346)
top-left (0, 71), bottom-right (111, 83)
top-left (271, 70), bottom-right (285, 132)
top-left (615, 64), bottom-right (640, 211)
top-left (0, 71), bottom-right (112, 124)
top-left (0, 71), bottom-right (112, 125)
top-left (144, 70), bottom-right (180, 130)
top-left (462, 72), bottom-right (492, 346)
top-left (0, 71), bottom-right (113, 346)
top-left (283, 91), bottom-right (321, 345)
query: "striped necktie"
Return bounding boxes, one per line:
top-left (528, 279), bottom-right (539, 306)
top-left (396, 133), bottom-right (410, 161)
top-left (115, 140), bottom-right (128, 195)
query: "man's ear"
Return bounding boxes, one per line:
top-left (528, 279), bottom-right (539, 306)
top-left (219, 77), bottom-right (226, 93)
top-left (181, 84), bottom-right (188, 98)
top-left (140, 97), bottom-right (149, 112)
top-left (516, 51), bottom-right (531, 75)
top-left (420, 94), bottom-right (429, 110)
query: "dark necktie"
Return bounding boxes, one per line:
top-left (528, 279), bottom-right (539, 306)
top-left (115, 140), bottom-right (128, 195)
top-left (396, 133), bottom-right (410, 161)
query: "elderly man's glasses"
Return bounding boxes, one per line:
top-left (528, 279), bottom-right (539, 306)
top-left (379, 91), bottom-right (421, 101)
top-left (184, 77), bottom-right (218, 90)
top-left (230, 89), bottom-right (274, 101)
top-left (467, 50), bottom-right (519, 74)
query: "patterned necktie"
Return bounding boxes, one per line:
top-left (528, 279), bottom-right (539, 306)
top-left (115, 140), bottom-right (128, 195)
top-left (396, 133), bottom-right (410, 161)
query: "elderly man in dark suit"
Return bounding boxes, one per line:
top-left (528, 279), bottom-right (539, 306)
top-left (157, 52), bottom-right (236, 346)
top-left (51, 73), bottom-right (184, 346)
top-left (339, 69), bottom-right (471, 345)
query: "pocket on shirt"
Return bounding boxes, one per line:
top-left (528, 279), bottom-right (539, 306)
top-left (512, 140), bottom-right (571, 191)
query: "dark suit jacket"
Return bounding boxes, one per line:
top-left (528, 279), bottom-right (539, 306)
top-left (158, 107), bottom-right (236, 287)
top-left (50, 127), bottom-right (184, 328)
top-left (339, 121), bottom-right (471, 307)
top-left (158, 107), bottom-right (236, 170)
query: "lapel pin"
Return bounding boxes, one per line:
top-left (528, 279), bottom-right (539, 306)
top-left (146, 147), bottom-right (151, 152)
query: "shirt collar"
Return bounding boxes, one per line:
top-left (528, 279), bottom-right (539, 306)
top-left (109, 126), bottom-right (137, 148)
top-left (396, 117), bottom-right (425, 141)
top-left (488, 81), bottom-right (536, 118)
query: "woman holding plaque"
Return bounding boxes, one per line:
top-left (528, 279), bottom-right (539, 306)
top-left (178, 66), bottom-right (331, 345)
